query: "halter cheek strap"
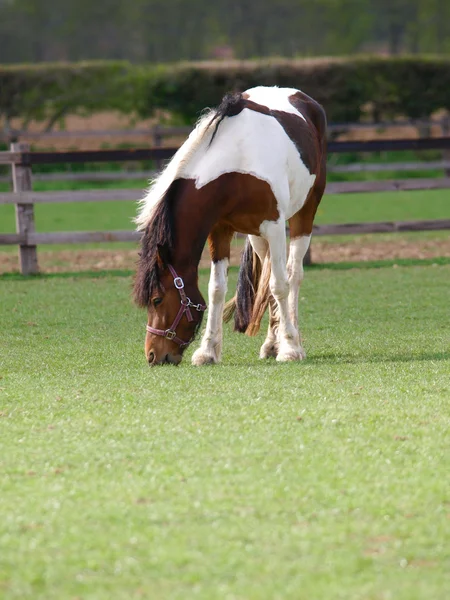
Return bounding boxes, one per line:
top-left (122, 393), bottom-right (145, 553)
top-left (146, 264), bottom-right (207, 348)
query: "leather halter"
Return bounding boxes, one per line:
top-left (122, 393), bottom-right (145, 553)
top-left (146, 264), bottom-right (207, 348)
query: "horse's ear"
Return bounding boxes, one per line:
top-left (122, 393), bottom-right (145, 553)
top-left (157, 243), bottom-right (171, 267)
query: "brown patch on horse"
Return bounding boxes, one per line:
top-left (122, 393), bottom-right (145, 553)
top-left (288, 126), bottom-right (327, 239)
top-left (208, 223), bottom-right (234, 263)
top-left (289, 151), bottom-right (327, 238)
top-left (270, 111), bottom-right (318, 173)
top-left (185, 172), bottom-right (279, 236)
top-left (289, 91), bottom-right (327, 136)
top-left (284, 92), bottom-right (327, 237)
top-left (267, 92), bottom-right (327, 175)
top-left (134, 173), bottom-right (279, 309)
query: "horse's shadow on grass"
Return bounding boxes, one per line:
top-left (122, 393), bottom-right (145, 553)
top-left (307, 350), bottom-right (450, 365)
top-left (219, 350), bottom-right (450, 368)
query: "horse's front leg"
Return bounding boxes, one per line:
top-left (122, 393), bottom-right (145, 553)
top-left (262, 219), bottom-right (303, 362)
top-left (192, 226), bottom-right (233, 366)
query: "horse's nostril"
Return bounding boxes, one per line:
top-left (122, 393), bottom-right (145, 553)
top-left (148, 351), bottom-right (155, 364)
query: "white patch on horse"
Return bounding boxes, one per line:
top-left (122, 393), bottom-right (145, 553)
top-left (245, 86), bottom-right (307, 121)
top-left (184, 103), bottom-right (315, 220)
top-left (136, 86), bottom-right (316, 229)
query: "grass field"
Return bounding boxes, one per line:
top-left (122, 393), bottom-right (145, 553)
top-left (1, 188), bottom-right (450, 235)
top-left (1, 264), bottom-right (449, 599)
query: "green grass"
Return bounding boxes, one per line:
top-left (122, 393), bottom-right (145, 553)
top-left (1, 188), bottom-right (449, 235)
top-left (1, 265), bottom-right (449, 599)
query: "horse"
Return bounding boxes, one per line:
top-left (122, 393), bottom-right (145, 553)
top-left (134, 86), bottom-right (327, 366)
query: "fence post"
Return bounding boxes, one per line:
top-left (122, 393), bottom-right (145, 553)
top-left (11, 142), bottom-right (39, 275)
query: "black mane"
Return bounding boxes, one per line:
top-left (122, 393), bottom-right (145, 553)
top-left (133, 182), bottom-right (177, 307)
top-left (134, 91), bottom-right (246, 307)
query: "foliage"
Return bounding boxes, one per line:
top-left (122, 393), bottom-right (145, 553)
top-left (0, 61), bottom-right (140, 130)
top-left (139, 56), bottom-right (450, 123)
top-left (0, 265), bottom-right (449, 598)
top-left (1, 56), bottom-right (450, 132)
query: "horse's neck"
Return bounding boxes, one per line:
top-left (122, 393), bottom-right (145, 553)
top-left (171, 198), bottom-right (212, 276)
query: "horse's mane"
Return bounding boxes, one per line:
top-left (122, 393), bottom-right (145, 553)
top-left (132, 107), bottom-right (215, 306)
top-left (135, 110), bottom-right (214, 231)
top-left (133, 92), bottom-right (247, 307)
top-left (133, 182), bottom-right (175, 306)
top-left (135, 92), bottom-right (245, 232)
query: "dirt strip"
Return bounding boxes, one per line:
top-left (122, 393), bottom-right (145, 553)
top-left (1, 237), bottom-right (450, 275)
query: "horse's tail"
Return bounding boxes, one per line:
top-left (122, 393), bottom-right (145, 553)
top-left (223, 238), bottom-right (271, 336)
top-left (208, 92), bottom-right (246, 146)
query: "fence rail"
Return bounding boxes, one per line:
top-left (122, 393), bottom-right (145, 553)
top-left (2, 116), bottom-right (449, 143)
top-left (2, 160), bottom-right (450, 185)
top-left (1, 135), bottom-right (450, 274)
top-left (2, 219), bottom-right (450, 248)
top-left (2, 177), bottom-right (450, 208)
top-left (2, 136), bottom-right (450, 166)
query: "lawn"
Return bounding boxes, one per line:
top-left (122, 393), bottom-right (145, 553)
top-left (1, 264), bottom-right (449, 599)
top-left (1, 188), bottom-right (450, 235)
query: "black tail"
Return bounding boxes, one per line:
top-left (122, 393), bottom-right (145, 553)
top-left (223, 238), bottom-right (264, 333)
top-left (208, 92), bottom-right (246, 147)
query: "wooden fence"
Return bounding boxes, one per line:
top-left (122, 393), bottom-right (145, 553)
top-left (2, 117), bottom-right (449, 184)
top-left (2, 116), bottom-right (448, 143)
top-left (1, 137), bottom-right (450, 275)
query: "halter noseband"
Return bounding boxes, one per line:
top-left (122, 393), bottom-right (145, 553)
top-left (146, 264), bottom-right (207, 348)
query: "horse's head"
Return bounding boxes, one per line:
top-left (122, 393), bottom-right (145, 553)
top-left (144, 264), bottom-right (206, 366)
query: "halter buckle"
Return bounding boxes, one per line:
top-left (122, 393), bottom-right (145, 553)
top-left (174, 277), bottom-right (184, 289)
top-left (164, 329), bottom-right (176, 340)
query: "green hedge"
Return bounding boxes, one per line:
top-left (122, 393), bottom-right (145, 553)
top-left (139, 56), bottom-right (450, 123)
top-left (1, 56), bottom-right (450, 128)
top-left (0, 61), bottom-right (139, 127)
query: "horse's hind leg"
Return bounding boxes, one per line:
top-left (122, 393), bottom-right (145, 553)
top-left (261, 219), bottom-right (303, 362)
top-left (192, 225), bottom-right (234, 366)
top-left (249, 235), bottom-right (279, 359)
top-left (287, 176), bottom-right (325, 359)
top-left (286, 224), bottom-right (311, 360)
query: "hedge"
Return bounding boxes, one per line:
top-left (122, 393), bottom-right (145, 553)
top-left (1, 56), bottom-right (450, 128)
top-left (0, 61), bottom-right (139, 128)
top-left (139, 56), bottom-right (450, 123)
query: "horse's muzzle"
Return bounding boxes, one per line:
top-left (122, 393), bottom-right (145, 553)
top-left (147, 352), bottom-right (182, 366)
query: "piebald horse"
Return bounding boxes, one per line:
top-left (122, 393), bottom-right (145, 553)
top-left (134, 86), bottom-right (327, 365)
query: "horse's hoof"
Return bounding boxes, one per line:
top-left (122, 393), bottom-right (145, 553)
top-left (191, 349), bottom-right (218, 366)
top-left (276, 347), bottom-right (305, 362)
top-left (259, 342), bottom-right (278, 359)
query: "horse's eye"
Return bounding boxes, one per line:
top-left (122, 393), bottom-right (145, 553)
top-left (152, 297), bottom-right (163, 307)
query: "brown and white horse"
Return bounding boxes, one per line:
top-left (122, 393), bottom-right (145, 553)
top-left (134, 86), bottom-right (327, 365)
